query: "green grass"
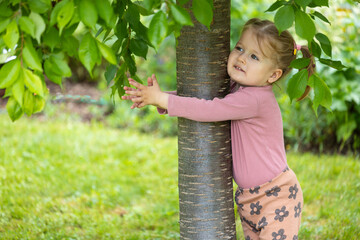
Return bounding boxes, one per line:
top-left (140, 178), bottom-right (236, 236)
top-left (0, 114), bottom-right (359, 239)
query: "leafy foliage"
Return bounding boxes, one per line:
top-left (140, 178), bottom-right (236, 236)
top-left (0, 0), bottom-right (351, 121)
top-left (0, 0), bottom-right (216, 121)
top-left (268, 0), bottom-right (350, 113)
top-left (278, 1), bottom-right (360, 154)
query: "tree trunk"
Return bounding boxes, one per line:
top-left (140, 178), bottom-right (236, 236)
top-left (176, 0), bottom-right (236, 239)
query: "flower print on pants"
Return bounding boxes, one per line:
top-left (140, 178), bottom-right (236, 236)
top-left (272, 229), bottom-right (287, 240)
top-left (250, 201), bottom-right (263, 215)
top-left (288, 184), bottom-right (298, 200)
top-left (294, 202), bottom-right (302, 218)
top-left (274, 206), bottom-right (289, 222)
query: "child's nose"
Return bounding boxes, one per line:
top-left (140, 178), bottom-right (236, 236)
top-left (237, 54), bottom-right (246, 64)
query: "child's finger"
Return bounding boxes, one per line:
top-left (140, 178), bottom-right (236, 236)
top-left (122, 95), bottom-right (137, 100)
top-left (130, 103), bottom-right (139, 109)
top-left (124, 86), bottom-right (136, 91)
top-left (131, 103), bottom-right (140, 109)
top-left (147, 77), bottom-right (153, 86)
top-left (125, 89), bottom-right (142, 96)
top-left (122, 95), bottom-right (139, 100)
top-left (137, 103), bottom-right (146, 108)
top-left (151, 74), bottom-right (159, 87)
top-left (128, 78), bottom-right (145, 90)
top-left (121, 95), bottom-right (131, 100)
top-left (131, 97), bottom-right (143, 103)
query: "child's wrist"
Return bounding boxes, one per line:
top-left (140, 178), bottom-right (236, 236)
top-left (157, 92), bottom-right (169, 109)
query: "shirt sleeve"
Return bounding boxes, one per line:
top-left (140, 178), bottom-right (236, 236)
top-left (157, 91), bottom-right (177, 115)
top-left (167, 89), bottom-right (259, 122)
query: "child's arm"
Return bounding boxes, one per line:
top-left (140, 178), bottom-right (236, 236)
top-left (122, 74), bottom-right (169, 109)
top-left (123, 74), bottom-right (261, 122)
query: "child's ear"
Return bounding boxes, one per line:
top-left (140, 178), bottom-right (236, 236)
top-left (268, 69), bottom-right (283, 84)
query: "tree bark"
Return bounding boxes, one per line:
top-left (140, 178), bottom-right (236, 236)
top-left (176, 0), bottom-right (236, 239)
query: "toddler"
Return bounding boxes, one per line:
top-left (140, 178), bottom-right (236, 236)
top-left (122, 18), bottom-right (314, 240)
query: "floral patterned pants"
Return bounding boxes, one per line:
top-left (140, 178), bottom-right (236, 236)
top-left (235, 167), bottom-right (303, 240)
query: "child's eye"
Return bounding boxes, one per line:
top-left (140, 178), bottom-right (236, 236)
top-left (235, 46), bottom-right (243, 52)
top-left (251, 54), bottom-right (259, 60)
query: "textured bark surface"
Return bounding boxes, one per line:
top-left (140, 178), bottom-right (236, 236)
top-left (176, 0), bottom-right (236, 239)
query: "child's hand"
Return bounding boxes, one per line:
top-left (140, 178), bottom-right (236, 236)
top-left (122, 76), bottom-right (153, 109)
top-left (122, 74), bottom-right (169, 110)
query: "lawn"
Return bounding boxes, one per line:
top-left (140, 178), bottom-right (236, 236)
top-left (0, 114), bottom-right (359, 239)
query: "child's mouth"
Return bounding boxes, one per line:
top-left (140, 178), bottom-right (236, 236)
top-left (234, 66), bottom-right (245, 73)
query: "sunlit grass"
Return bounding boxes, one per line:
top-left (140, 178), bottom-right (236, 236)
top-left (0, 114), bottom-right (359, 239)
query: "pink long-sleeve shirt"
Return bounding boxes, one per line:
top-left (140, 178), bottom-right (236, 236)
top-left (165, 84), bottom-right (287, 189)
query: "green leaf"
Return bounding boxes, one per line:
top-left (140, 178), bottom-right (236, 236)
top-left (28, 0), bottom-right (51, 14)
top-left (12, 73), bottom-right (25, 107)
top-left (48, 55), bottom-right (72, 77)
top-left (143, 0), bottom-right (162, 11)
top-left (23, 69), bottom-right (44, 97)
top-left (0, 2), bottom-right (13, 18)
top-left (274, 6), bottom-right (295, 33)
top-left (23, 41), bottom-right (43, 72)
top-left (265, 0), bottom-right (286, 12)
top-left (286, 69), bottom-right (308, 102)
top-left (94, 0), bottom-right (114, 25)
top-left (61, 35), bottom-right (79, 58)
top-left (23, 89), bottom-right (35, 116)
top-left (310, 39), bottom-right (321, 58)
top-left (132, 21), bottom-right (150, 44)
top-left (50, 0), bottom-right (65, 26)
top-left (295, 10), bottom-right (315, 42)
top-left (97, 40), bottom-right (117, 65)
top-left (129, 38), bottom-right (148, 59)
top-left (133, 1), bottom-right (154, 16)
top-left (3, 20), bottom-right (19, 49)
top-left (79, 0), bottom-right (98, 30)
top-left (57, 0), bottom-right (74, 35)
top-left (192, 0), bottom-right (213, 29)
top-left (308, 74), bottom-right (332, 113)
top-left (111, 63), bottom-right (127, 99)
top-left (0, 59), bottom-right (21, 88)
top-left (319, 58), bottom-right (346, 70)
top-left (148, 11), bottom-right (168, 47)
top-left (315, 33), bottom-right (331, 57)
top-left (33, 95), bottom-right (45, 113)
top-left (79, 33), bottom-right (100, 77)
top-left (0, 18), bottom-right (10, 33)
top-left (29, 12), bottom-right (46, 43)
top-left (290, 58), bottom-right (311, 69)
top-left (294, 0), bottom-right (312, 9)
top-left (123, 52), bottom-right (136, 76)
top-left (43, 27), bottom-right (60, 51)
top-left (125, 3), bottom-right (140, 26)
top-left (312, 11), bottom-right (330, 25)
top-left (66, 15), bottom-right (80, 34)
top-left (170, 4), bottom-right (193, 26)
top-left (19, 16), bottom-right (36, 38)
top-left (113, 0), bottom-right (126, 16)
top-left (111, 39), bottom-right (122, 55)
top-left (44, 59), bottom-right (62, 85)
top-left (309, 0), bottom-right (329, 7)
top-left (6, 97), bottom-right (23, 122)
top-left (105, 64), bottom-right (117, 86)
top-left (115, 20), bottom-right (128, 44)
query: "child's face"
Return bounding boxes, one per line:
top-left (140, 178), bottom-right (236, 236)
top-left (227, 28), bottom-right (282, 87)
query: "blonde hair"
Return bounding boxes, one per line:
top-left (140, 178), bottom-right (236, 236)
top-left (242, 18), bottom-right (315, 100)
